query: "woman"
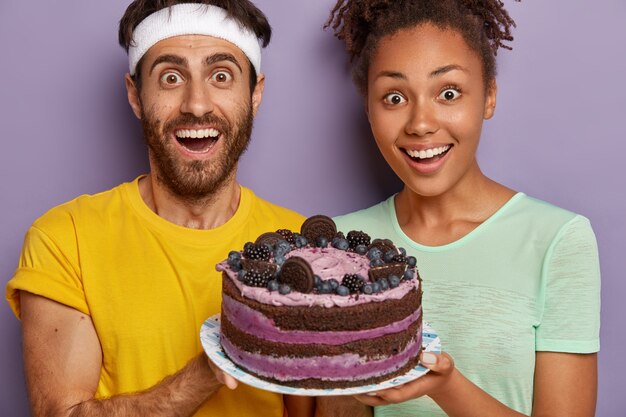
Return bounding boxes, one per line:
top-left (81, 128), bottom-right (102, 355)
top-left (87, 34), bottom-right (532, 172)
top-left (319, 0), bottom-right (600, 416)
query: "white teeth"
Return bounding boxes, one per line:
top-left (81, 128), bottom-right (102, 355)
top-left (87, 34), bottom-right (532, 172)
top-left (406, 145), bottom-right (450, 159)
top-left (175, 128), bottom-right (220, 139)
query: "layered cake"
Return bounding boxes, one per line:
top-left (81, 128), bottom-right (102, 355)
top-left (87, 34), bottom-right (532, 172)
top-left (217, 215), bottom-right (423, 389)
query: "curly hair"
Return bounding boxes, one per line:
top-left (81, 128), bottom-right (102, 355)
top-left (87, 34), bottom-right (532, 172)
top-left (119, 0), bottom-right (272, 92)
top-left (325, 0), bottom-right (519, 95)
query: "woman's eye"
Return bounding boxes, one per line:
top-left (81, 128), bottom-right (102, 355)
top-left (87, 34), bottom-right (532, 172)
top-left (212, 71), bottom-right (232, 83)
top-left (439, 88), bottom-right (461, 101)
top-left (161, 72), bottom-right (183, 85)
top-left (383, 93), bottom-right (406, 105)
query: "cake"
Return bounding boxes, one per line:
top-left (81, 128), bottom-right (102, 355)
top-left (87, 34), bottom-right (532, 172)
top-left (216, 215), bottom-right (423, 389)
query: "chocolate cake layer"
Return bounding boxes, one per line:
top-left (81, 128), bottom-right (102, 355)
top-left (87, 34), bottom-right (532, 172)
top-left (220, 325), bottom-right (423, 389)
top-left (220, 312), bottom-right (422, 358)
top-left (223, 272), bottom-right (422, 331)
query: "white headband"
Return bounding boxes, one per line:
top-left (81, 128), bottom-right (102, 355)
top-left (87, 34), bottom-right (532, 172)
top-left (128, 3), bottom-right (262, 76)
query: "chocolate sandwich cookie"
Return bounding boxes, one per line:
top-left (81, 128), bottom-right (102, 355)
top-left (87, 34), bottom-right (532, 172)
top-left (255, 232), bottom-right (284, 248)
top-left (300, 215), bottom-right (337, 246)
top-left (278, 256), bottom-right (315, 294)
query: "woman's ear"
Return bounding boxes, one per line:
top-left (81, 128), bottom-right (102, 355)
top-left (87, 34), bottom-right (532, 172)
top-left (484, 80), bottom-right (497, 120)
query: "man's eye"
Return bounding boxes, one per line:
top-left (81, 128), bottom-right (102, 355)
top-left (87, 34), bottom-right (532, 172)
top-left (383, 93), bottom-right (406, 105)
top-left (439, 88), bottom-right (461, 101)
top-left (161, 72), bottom-right (183, 85)
top-left (212, 71), bottom-right (232, 83)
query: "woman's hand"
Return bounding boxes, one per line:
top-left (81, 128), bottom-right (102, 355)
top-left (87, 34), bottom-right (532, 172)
top-left (355, 351), bottom-right (455, 406)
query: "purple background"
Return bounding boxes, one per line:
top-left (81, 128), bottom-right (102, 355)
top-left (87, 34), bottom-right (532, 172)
top-left (1, 1), bottom-right (624, 415)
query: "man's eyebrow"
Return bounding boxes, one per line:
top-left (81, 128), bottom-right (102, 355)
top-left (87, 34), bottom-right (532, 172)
top-left (375, 70), bottom-right (407, 80)
top-left (205, 52), bottom-right (243, 74)
top-left (149, 54), bottom-right (187, 75)
top-left (430, 64), bottom-right (468, 77)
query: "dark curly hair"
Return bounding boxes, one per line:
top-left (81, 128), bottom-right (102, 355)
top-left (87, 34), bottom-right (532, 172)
top-left (119, 0), bottom-right (272, 92)
top-left (325, 0), bottom-right (519, 95)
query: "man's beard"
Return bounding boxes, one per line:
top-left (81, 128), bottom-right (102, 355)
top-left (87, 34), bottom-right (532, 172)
top-left (140, 104), bottom-right (253, 202)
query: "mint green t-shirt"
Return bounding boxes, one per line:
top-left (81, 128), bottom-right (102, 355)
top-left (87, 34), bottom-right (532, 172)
top-left (334, 193), bottom-right (600, 416)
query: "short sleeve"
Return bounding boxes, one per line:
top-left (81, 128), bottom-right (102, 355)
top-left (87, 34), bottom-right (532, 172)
top-left (6, 219), bottom-right (88, 319)
top-left (536, 215), bottom-right (600, 353)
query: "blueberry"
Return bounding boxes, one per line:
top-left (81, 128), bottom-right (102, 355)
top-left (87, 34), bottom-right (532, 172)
top-left (228, 251), bottom-right (241, 261)
top-left (367, 247), bottom-right (382, 260)
top-left (314, 275), bottom-right (322, 288)
top-left (379, 277), bottom-right (390, 290)
top-left (328, 278), bottom-right (339, 290)
top-left (383, 250), bottom-right (396, 263)
top-left (370, 258), bottom-right (384, 268)
top-left (336, 285), bottom-right (350, 296)
top-left (399, 247), bottom-right (407, 256)
top-left (267, 280), bottom-right (279, 292)
top-left (407, 256), bottom-right (417, 267)
top-left (275, 240), bottom-right (291, 255)
top-left (279, 284), bottom-right (292, 295)
top-left (355, 244), bottom-right (368, 255)
top-left (274, 255), bottom-right (286, 265)
top-left (319, 281), bottom-right (333, 294)
top-left (403, 269), bottom-right (415, 280)
top-left (389, 275), bottom-right (401, 288)
top-left (316, 236), bottom-right (329, 248)
top-left (294, 234), bottom-right (308, 248)
top-left (237, 269), bottom-right (247, 282)
top-left (228, 259), bottom-right (242, 271)
top-left (332, 238), bottom-right (349, 250)
top-left (362, 283), bottom-right (374, 295)
top-left (372, 282), bottom-right (382, 293)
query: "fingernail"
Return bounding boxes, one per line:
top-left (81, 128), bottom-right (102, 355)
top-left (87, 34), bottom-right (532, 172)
top-left (422, 352), bottom-right (437, 365)
top-left (366, 391), bottom-right (378, 396)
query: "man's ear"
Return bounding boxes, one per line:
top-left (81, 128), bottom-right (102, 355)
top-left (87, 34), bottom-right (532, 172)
top-left (484, 80), bottom-right (497, 120)
top-left (125, 73), bottom-right (142, 120)
top-left (251, 74), bottom-right (265, 117)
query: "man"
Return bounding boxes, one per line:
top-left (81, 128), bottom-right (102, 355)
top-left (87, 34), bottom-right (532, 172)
top-left (5, 1), bottom-right (307, 416)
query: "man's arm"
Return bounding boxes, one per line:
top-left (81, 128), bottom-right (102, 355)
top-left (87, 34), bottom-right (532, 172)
top-left (21, 291), bottom-right (224, 417)
top-left (315, 396), bottom-right (372, 417)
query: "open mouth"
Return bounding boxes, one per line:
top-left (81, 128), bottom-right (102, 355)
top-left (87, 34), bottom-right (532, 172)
top-left (403, 144), bottom-right (452, 163)
top-left (175, 128), bottom-right (220, 153)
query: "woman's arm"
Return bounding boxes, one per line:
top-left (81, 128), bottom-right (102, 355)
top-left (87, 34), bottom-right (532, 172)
top-left (355, 350), bottom-right (597, 417)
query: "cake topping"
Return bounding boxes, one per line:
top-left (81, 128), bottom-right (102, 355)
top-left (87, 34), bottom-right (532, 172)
top-left (278, 256), bottom-right (315, 294)
top-left (368, 263), bottom-right (406, 282)
top-left (368, 238), bottom-right (398, 255)
top-left (300, 215), bottom-right (337, 246)
top-left (255, 232), bottom-right (285, 248)
top-left (346, 230), bottom-right (371, 249)
top-left (341, 273), bottom-right (365, 293)
top-left (243, 242), bottom-right (271, 261)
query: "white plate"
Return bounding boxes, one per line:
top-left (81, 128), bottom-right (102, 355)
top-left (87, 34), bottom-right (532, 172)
top-left (200, 314), bottom-right (441, 396)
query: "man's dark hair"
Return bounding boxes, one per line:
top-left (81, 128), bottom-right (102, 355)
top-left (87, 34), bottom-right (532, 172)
top-left (119, 0), bottom-right (272, 93)
top-left (325, 0), bottom-right (519, 96)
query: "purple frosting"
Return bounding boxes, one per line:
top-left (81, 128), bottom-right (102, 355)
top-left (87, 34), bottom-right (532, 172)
top-left (223, 294), bottom-right (422, 345)
top-left (221, 326), bottom-right (423, 381)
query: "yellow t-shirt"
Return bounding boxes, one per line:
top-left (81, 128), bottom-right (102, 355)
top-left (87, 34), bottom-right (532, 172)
top-left (6, 177), bottom-right (304, 416)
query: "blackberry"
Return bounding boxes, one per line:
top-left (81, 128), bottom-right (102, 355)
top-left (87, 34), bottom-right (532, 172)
top-left (392, 254), bottom-right (407, 264)
top-left (347, 230), bottom-right (371, 249)
top-left (276, 229), bottom-right (296, 244)
top-left (243, 243), bottom-right (271, 261)
top-left (341, 274), bottom-right (365, 293)
top-left (244, 268), bottom-right (274, 287)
